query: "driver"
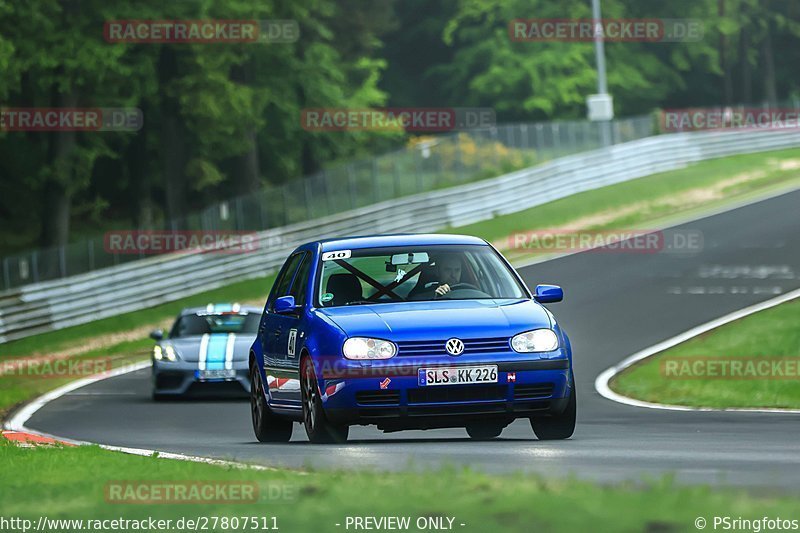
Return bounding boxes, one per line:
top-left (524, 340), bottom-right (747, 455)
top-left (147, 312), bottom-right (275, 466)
top-left (432, 255), bottom-right (462, 296)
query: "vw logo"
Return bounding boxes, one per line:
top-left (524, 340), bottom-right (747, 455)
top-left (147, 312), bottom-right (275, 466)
top-left (445, 338), bottom-right (464, 356)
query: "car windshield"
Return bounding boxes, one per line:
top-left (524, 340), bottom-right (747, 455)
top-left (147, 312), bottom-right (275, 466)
top-left (169, 313), bottom-right (259, 337)
top-left (317, 245), bottom-right (527, 307)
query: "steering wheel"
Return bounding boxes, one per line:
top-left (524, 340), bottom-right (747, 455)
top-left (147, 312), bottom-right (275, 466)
top-left (447, 282), bottom-right (480, 291)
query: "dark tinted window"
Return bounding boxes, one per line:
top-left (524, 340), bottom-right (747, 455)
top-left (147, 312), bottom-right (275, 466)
top-left (268, 252), bottom-right (304, 311)
top-left (170, 313), bottom-right (259, 337)
top-left (289, 253), bottom-right (312, 306)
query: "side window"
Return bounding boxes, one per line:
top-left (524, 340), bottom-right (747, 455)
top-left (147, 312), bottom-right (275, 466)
top-left (289, 253), bottom-right (312, 306)
top-left (267, 253), bottom-right (304, 312)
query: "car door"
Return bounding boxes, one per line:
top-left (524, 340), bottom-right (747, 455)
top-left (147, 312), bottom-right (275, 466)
top-left (270, 251), bottom-right (312, 404)
top-left (261, 251), bottom-right (308, 402)
top-left (261, 252), bottom-right (304, 395)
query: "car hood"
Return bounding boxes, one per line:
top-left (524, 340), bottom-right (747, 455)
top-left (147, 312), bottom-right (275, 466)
top-left (318, 299), bottom-right (551, 340)
top-left (164, 334), bottom-right (255, 363)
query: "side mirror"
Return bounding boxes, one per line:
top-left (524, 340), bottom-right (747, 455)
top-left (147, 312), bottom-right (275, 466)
top-left (274, 295), bottom-right (298, 314)
top-left (534, 284), bottom-right (563, 303)
top-left (149, 329), bottom-right (164, 341)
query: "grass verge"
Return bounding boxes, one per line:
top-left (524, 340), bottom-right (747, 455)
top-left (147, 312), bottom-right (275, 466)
top-left (610, 298), bottom-right (800, 409)
top-left (2, 440), bottom-right (800, 532)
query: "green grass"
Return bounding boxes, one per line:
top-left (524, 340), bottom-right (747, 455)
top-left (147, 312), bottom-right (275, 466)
top-left (2, 440), bottom-right (800, 532)
top-left (455, 147), bottom-right (800, 246)
top-left (611, 298), bottom-right (800, 409)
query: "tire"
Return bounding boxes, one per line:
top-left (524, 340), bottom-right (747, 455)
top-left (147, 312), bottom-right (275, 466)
top-left (465, 421), bottom-right (505, 440)
top-left (530, 374), bottom-right (576, 440)
top-left (301, 357), bottom-right (349, 444)
top-left (250, 363), bottom-right (293, 442)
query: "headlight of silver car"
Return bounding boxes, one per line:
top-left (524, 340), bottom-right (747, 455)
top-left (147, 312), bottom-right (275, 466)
top-left (342, 337), bottom-right (397, 360)
top-left (511, 329), bottom-right (559, 353)
top-left (153, 345), bottom-right (177, 362)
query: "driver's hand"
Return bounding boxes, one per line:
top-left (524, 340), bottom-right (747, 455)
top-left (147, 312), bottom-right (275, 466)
top-left (434, 283), bottom-right (451, 296)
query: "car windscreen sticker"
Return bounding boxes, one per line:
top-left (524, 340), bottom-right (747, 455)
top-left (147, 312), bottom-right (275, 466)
top-left (322, 250), bottom-right (351, 261)
top-left (320, 293), bottom-right (334, 303)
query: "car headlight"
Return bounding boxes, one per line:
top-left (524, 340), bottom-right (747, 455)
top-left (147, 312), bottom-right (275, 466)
top-left (511, 329), bottom-right (559, 353)
top-left (342, 337), bottom-right (397, 360)
top-left (154, 345), bottom-right (177, 362)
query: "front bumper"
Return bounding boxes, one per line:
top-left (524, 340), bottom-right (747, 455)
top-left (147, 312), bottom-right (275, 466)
top-left (318, 355), bottom-right (571, 430)
top-left (152, 360), bottom-right (250, 397)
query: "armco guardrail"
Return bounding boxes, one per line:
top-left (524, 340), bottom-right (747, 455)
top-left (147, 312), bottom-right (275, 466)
top-left (2, 127), bottom-right (800, 343)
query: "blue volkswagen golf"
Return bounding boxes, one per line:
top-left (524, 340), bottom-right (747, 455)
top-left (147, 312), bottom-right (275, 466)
top-left (249, 234), bottom-right (575, 443)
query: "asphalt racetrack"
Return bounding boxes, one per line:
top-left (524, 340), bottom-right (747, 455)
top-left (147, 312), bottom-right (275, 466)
top-left (25, 190), bottom-right (800, 488)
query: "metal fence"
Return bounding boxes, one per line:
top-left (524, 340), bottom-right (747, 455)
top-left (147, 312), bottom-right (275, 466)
top-left (0, 116), bottom-right (655, 291)
top-left (2, 126), bottom-right (800, 344)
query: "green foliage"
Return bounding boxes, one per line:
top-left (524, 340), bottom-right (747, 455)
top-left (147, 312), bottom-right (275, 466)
top-left (1, 0), bottom-right (799, 254)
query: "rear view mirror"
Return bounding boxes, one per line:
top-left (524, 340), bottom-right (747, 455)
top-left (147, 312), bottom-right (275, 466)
top-left (534, 284), bottom-right (563, 303)
top-left (390, 252), bottom-right (430, 266)
top-left (274, 295), bottom-right (298, 314)
top-left (149, 329), bottom-right (164, 341)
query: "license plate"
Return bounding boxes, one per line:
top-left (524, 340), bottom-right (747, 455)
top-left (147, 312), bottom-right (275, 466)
top-left (418, 365), bottom-right (498, 386)
top-left (195, 369), bottom-right (236, 381)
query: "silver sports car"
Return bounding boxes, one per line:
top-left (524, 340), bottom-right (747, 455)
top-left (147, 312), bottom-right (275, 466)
top-left (150, 303), bottom-right (260, 399)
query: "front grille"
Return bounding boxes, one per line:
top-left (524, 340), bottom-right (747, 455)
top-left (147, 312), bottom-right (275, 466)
top-left (397, 337), bottom-right (510, 356)
top-left (407, 384), bottom-right (508, 404)
top-left (356, 390), bottom-right (401, 405)
top-left (514, 383), bottom-right (554, 400)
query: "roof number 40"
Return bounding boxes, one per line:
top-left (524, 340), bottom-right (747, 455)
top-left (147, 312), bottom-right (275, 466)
top-left (322, 250), bottom-right (351, 261)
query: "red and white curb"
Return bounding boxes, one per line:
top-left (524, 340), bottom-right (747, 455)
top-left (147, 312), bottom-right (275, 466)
top-left (595, 287), bottom-right (800, 414)
top-left (2, 360), bottom-right (274, 469)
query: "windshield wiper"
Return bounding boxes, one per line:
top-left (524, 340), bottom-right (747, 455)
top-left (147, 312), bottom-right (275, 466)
top-left (344, 300), bottom-right (377, 306)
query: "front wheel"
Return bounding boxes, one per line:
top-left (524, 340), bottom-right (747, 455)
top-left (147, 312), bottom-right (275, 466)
top-left (251, 363), bottom-right (293, 442)
top-left (530, 375), bottom-right (576, 440)
top-left (301, 357), bottom-right (349, 443)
